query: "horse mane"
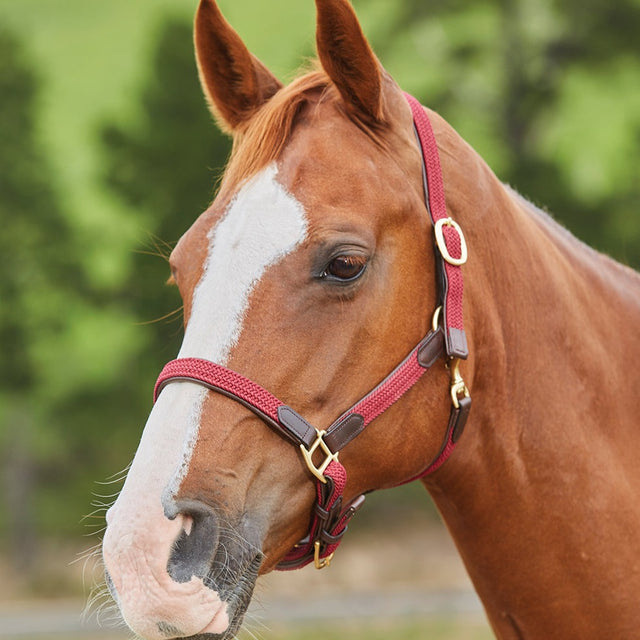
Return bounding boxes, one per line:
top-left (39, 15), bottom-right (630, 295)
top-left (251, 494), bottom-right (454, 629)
top-left (219, 68), bottom-right (336, 191)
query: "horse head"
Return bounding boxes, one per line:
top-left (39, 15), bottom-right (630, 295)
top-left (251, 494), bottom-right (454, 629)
top-left (102, 1), bottom-right (464, 638)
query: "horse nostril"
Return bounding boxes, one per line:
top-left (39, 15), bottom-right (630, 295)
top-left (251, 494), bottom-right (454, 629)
top-left (167, 500), bottom-right (220, 585)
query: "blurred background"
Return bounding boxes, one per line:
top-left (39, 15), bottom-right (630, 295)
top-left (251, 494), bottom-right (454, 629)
top-left (0, 0), bottom-right (638, 638)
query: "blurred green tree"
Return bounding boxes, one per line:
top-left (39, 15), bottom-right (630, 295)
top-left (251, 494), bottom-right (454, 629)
top-left (101, 17), bottom-right (231, 374)
top-left (0, 25), bottom-right (147, 582)
top-left (0, 26), bottom-right (81, 571)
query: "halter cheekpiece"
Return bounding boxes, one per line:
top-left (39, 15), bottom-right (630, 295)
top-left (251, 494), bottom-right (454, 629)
top-left (153, 93), bottom-right (471, 571)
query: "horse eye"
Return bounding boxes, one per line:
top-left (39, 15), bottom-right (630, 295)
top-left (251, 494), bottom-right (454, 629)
top-left (323, 255), bottom-right (368, 282)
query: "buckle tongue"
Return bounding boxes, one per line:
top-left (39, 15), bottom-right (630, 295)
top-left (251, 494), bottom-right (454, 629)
top-left (300, 429), bottom-right (339, 484)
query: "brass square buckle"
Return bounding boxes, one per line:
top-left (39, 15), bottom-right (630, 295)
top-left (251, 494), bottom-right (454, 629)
top-left (300, 429), bottom-right (339, 484)
top-left (313, 540), bottom-right (334, 570)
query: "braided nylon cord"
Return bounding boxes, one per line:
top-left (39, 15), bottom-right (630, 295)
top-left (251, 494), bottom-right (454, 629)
top-left (155, 357), bottom-right (283, 423)
top-left (342, 350), bottom-right (426, 427)
top-left (404, 93), bottom-right (466, 336)
top-left (279, 460), bottom-right (348, 569)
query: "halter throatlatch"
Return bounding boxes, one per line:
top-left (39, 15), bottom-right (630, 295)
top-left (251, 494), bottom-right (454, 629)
top-left (153, 94), bottom-right (471, 571)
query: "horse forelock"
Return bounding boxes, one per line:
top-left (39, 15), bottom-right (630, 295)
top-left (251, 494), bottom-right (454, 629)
top-left (219, 69), bottom-right (331, 191)
top-left (218, 66), bottom-right (390, 195)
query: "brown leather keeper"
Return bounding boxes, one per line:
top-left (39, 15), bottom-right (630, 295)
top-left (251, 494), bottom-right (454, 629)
top-left (324, 413), bottom-right (366, 453)
top-left (417, 328), bottom-right (445, 368)
top-left (447, 327), bottom-right (469, 360)
top-left (451, 395), bottom-right (472, 443)
top-left (277, 406), bottom-right (317, 448)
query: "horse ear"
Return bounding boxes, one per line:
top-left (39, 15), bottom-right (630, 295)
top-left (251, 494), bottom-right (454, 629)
top-left (194, 0), bottom-right (283, 132)
top-left (315, 0), bottom-right (384, 124)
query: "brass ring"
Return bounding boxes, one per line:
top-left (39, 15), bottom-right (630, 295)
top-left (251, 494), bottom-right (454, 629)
top-left (434, 218), bottom-right (468, 267)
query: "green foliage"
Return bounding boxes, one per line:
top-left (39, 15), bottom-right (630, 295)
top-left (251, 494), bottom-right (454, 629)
top-left (0, 26), bottom-right (79, 566)
top-left (0, 27), bottom-right (147, 574)
top-left (100, 18), bottom-right (232, 372)
top-left (0, 27), bottom-right (74, 392)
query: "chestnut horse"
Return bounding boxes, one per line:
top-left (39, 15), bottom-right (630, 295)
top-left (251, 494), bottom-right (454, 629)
top-left (102, 0), bottom-right (640, 638)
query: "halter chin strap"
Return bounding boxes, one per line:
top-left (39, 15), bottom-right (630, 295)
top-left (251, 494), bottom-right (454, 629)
top-left (153, 94), bottom-right (471, 571)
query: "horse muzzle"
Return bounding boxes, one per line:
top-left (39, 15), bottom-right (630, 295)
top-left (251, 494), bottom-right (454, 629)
top-left (103, 498), bottom-right (262, 640)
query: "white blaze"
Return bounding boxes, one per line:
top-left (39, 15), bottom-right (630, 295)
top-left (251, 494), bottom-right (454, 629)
top-left (179, 162), bottom-right (309, 362)
top-left (168, 161), bottom-right (308, 495)
top-left (103, 163), bottom-right (308, 638)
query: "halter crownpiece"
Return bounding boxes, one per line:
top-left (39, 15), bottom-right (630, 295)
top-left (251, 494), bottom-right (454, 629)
top-left (154, 94), bottom-right (471, 571)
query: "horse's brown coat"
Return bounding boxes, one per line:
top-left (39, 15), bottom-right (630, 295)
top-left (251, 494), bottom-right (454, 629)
top-left (106, 1), bottom-right (640, 638)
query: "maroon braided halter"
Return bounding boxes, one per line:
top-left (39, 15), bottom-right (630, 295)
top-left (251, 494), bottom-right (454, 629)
top-left (154, 94), bottom-right (471, 570)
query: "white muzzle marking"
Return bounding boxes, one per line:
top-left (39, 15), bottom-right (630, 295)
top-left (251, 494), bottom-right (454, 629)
top-left (102, 163), bottom-right (308, 638)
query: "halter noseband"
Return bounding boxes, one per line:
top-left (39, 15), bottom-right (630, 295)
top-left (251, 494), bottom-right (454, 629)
top-left (153, 93), bottom-right (471, 571)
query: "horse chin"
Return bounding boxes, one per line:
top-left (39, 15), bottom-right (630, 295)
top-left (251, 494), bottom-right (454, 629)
top-left (198, 552), bottom-right (262, 640)
top-left (153, 499), bottom-right (264, 640)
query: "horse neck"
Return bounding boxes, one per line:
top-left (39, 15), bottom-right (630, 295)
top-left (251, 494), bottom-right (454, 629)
top-left (427, 109), bottom-right (640, 445)
top-left (420, 112), bottom-right (640, 637)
